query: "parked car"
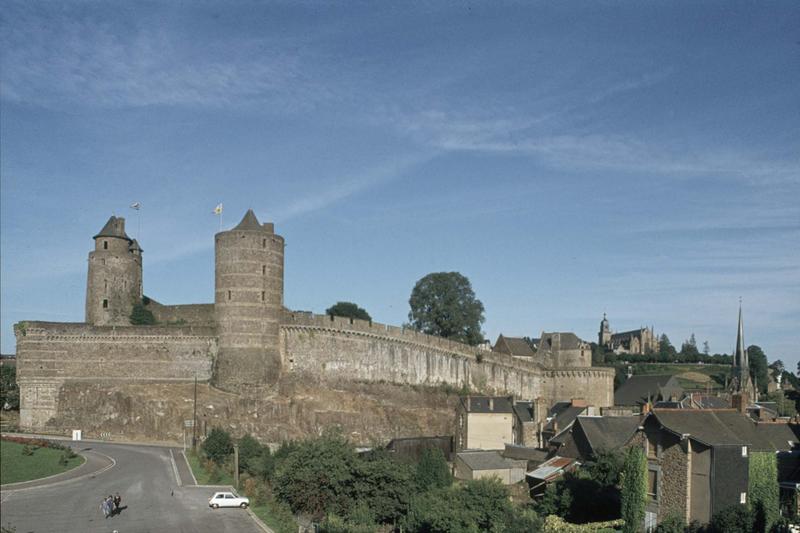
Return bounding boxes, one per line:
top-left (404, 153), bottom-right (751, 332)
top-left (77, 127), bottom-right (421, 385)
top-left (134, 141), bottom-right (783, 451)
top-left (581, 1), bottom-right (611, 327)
top-left (208, 491), bottom-right (250, 509)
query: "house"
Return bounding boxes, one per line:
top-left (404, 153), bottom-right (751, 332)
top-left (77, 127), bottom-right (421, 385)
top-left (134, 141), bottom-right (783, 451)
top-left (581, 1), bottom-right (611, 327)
top-left (511, 398), bottom-right (548, 448)
top-left (540, 399), bottom-right (598, 446)
top-left (492, 335), bottom-right (535, 358)
top-left (455, 396), bottom-right (515, 451)
top-left (454, 450), bottom-right (528, 484)
top-left (548, 415), bottom-right (640, 462)
top-left (614, 375), bottom-right (684, 412)
top-left (778, 450), bottom-right (800, 516)
top-left (637, 409), bottom-right (798, 526)
top-left (386, 436), bottom-right (453, 462)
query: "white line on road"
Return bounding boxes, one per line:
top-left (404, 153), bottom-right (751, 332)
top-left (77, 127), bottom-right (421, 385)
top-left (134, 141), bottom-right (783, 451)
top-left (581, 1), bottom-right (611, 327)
top-left (169, 449), bottom-right (182, 487)
top-left (0, 450), bottom-right (116, 494)
top-left (181, 450), bottom-right (199, 485)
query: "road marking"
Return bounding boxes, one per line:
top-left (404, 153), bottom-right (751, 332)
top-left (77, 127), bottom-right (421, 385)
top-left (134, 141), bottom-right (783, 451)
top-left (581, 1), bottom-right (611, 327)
top-left (169, 449), bottom-right (182, 487)
top-left (181, 450), bottom-right (199, 485)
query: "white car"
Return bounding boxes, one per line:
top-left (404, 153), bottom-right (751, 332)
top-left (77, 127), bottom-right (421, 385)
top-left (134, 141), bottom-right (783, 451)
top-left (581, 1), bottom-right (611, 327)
top-left (208, 491), bottom-right (250, 509)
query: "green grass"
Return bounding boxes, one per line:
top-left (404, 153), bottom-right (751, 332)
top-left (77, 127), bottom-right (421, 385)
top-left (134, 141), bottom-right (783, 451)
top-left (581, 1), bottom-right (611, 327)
top-left (185, 450), bottom-right (234, 486)
top-left (251, 500), bottom-right (299, 533)
top-left (0, 439), bottom-right (85, 485)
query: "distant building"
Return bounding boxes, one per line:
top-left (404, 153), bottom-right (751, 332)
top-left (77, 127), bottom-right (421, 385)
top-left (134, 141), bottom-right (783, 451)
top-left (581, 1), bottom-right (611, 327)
top-left (535, 332), bottom-right (592, 368)
top-left (541, 399), bottom-right (598, 446)
top-left (455, 396), bottom-right (516, 451)
top-left (492, 335), bottom-right (535, 359)
top-left (548, 415), bottom-right (641, 462)
top-left (598, 314), bottom-right (658, 355)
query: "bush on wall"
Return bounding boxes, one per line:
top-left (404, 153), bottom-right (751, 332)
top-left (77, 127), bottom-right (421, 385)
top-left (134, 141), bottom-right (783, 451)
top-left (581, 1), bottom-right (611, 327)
top-left (749, 451), bottom-right (779, 533)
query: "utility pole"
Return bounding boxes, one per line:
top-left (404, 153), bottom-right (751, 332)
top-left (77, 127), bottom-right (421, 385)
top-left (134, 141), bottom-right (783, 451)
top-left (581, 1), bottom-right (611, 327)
top-left (233, 443), bottom-right (240, 490)
top-left (192, 374), bottom-right (198, 450)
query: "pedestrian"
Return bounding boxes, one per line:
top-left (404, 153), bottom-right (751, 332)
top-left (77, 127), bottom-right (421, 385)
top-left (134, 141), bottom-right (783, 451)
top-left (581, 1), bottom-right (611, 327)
top-left (106, 495), bottom-right (114, 517)
top-left (101, 497), bottom-right (110, 519)
top-left (114, 492), bottom-right (121, 512)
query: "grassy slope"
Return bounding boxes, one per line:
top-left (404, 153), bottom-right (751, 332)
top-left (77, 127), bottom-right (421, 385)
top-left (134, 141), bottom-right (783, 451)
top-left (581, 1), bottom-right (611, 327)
top-left (0, 439), bottom-right (85, 485)
top-left (617, 363), bottom-right (732, 391)
top-left (185, 450), bottom-right (234, 486)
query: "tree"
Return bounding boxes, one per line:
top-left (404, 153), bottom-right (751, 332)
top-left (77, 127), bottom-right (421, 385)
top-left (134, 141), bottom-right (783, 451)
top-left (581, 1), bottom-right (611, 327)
top-left (130, 301), bottom-right (156, 325)
top-left (749, 451), bottom-right (779, 533)
top-left (620, 447), bottom-right (646, 533)
top-left (274, 433), bottom-right (357, 518)
top-left (702, 341), bottom-right (710, 356)
top-left (408, 272), bottom-right (485, 346)
top-left (202, 428), bottom-right (233, 465)
top-left (352, 450), bottom-right (415, 524)
top-left (658, 334), bottom-right (676, 361)
top-left (415, 447), bottom-right (452, 491)
top-left (748, 345), bottom-right (769, 395)
top-left (326, 301), bottom-right (371, 322)
top-left (0, 365), bottom-right (19, 410)
top-left (769, 359), bottom-right (785, 380)
top-left (585, 449), bottom-right (624, 487)
top-left (237, 433), bottom-right (265, 476)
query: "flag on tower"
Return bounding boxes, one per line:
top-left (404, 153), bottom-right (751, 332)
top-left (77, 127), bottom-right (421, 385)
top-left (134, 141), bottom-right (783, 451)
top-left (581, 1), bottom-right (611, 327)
top-left (130, 202), bottom-right (141, 210)
top-left (213, 203), bottom-right (223, 215)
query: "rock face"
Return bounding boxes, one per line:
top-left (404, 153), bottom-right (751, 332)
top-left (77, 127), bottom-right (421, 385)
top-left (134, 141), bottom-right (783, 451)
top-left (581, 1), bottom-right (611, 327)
top-left (50, 376), bottom-right (459, 445)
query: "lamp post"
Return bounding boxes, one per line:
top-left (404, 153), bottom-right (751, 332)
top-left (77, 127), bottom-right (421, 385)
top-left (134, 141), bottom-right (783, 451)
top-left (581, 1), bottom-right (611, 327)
top-left (233, 443), bottom-right (239, 490)
top-left (192, 374), bottom-right (198, 450)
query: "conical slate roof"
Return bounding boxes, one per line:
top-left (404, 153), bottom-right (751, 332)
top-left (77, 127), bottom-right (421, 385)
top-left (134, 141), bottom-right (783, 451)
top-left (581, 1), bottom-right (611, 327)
top-left (93, 216), bottom-right (132, 241)
top-left (233, 209), bottom-right (265, 231)
top-left (129, 239), bottom-right (143, 253)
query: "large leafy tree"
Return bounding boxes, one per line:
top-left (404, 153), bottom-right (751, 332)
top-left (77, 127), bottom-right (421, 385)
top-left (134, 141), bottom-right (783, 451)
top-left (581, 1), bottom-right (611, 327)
top-left (748, 345), bottom-right (769, 394)
top-left (202, 427), bottom-right (233, 465)
top-left (0, 365), bottom-right (19, 410)
top-left (326, 301), bottom-right (371, 322)
top-left (408, 272), bottom-right (485, 346)
top-left (414, 447), bottom-right (452, 491)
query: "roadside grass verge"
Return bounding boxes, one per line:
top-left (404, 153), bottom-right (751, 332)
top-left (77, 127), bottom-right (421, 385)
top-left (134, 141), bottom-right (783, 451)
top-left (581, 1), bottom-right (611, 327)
top-left (185, 450), bottom-right (234, 486)
top-left (0, 438), bottom-right (85, 485)
top-left (251, 499), bottom-right (298, 533)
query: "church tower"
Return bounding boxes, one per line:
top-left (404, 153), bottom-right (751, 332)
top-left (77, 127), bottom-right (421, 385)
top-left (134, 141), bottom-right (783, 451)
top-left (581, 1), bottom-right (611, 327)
top-left (599, 313), bottom-right (611, 346)
top-left (730, 302), bottom-right (756, 402)
top-left (214, 209), bottom-right (284, 390)
top-left (85, 216), bottom-right (143, 326)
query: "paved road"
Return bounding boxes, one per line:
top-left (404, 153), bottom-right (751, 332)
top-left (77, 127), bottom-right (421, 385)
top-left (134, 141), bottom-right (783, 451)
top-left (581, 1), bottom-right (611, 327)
top-left (0, 441), bottom-right (264, 533)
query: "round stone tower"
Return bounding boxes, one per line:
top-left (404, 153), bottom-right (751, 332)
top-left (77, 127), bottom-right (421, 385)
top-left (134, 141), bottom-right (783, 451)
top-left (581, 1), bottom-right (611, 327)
top-left (214, 209), bottom-right (284, 390)
top-left (86, 216), bottom-right (143, 326)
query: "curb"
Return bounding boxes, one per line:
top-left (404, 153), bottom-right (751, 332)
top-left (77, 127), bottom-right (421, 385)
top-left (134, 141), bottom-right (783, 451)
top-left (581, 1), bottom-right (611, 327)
top-left (0, 449), bottom-right (116, 493)
top-left (246, 507), bottom-right (276, 533)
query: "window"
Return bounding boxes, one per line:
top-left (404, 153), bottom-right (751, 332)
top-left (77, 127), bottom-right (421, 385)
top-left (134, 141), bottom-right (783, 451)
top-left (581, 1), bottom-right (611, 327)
top-left (647, 469), bottom-right (658, 501)
top-left (262, 238), bottom-right (266, 248)
top-left (261, 291), bottom-right (265, 302)
top-left (740, 492), bottom-right (747, 504)
top-left (262, 265), bottom-right (266, 275)
top-left (104, 280), bottom-right (108, 292)
top-left (227, 290), bottom-right (231, 301)
top-left (741, 446), bottom-right (748, 457)
top-left (103, 241), bottom-right (108, 250)
top-left (102, 299), bottom-right (108, 309)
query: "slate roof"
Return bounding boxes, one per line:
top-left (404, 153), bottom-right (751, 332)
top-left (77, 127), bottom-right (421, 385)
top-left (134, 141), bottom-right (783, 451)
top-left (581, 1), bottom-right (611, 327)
top-left (539, 332), bottom-right (586, 351)
top-left (494, 335), bottom-right (535, 357)
top-left (503, 444), bottom-right (549, 464)
top-left (614, 375), bottom-right (677, 406)
top-left (93, 216), bottom-right (131, 241)
top-left (233, 209), bottom-right (265, 231)
top-left (129, 239), bottom-right (143, 253)
top-left (461, 396), bottom-right (514, 414)
top-left (513, 401), bottom-right (533, 422)
top-left (576, 416), bottom-right (641, 452)
top-left (457, 450), bottom-right (527, 471)
top-left (651, 409), bottom-right (799, 451)
top-left (545, 403), bottom-right (586, 434)
top-left (681, 394), bottom-right (730, 409)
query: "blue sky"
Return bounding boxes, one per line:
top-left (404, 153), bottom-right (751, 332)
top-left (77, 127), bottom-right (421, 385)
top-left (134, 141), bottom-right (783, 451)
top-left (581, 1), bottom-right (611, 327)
top-left (2, 2), bottom-right (798, 368)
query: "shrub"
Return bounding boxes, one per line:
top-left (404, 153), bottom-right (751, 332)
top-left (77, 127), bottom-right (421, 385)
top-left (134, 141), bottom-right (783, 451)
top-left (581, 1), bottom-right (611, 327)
top-left (656, 513), bottom-right (686, 533)
top-left (21, 444), bottom-right (34, 456)
top-left (202, 427), bottom-right (233, 465)
top-left (709, 504), bottom-right (753, 533)
top-left (620, 446), bottom-right (646, 533)
top-left (749, 451), bottom-right (779, 532)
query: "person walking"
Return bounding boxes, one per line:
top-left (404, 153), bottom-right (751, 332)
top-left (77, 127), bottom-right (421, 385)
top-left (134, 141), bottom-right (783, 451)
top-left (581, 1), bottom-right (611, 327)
top-left (113, 492), bottom-right (122, 513)
top-left (101, 497), bottom-right (110, 518)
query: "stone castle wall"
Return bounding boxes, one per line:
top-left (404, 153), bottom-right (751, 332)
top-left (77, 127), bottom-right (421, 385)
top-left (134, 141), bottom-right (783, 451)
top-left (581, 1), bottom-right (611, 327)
top-left (280, 313), bottom-right (614, 407)
top-left (145, 300), bottom-right (215, 327)
top-left (15, 321), bottom-right (216, 429)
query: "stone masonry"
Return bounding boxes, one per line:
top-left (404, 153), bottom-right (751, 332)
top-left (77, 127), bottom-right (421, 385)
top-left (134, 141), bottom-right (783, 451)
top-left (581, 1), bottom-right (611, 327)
top-left (15, 211), bottom-right (614, 439)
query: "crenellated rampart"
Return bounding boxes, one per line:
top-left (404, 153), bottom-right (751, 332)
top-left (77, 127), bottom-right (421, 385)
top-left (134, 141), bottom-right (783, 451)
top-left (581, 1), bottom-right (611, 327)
top-left (279, 313), bottom-right (614, 407)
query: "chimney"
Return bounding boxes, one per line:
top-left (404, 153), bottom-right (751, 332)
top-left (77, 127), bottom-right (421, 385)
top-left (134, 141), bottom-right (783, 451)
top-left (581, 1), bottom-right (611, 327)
top-left (642, 402), bottom-right (651, 415)
top-left (732, 392), bottom-right (747, 413)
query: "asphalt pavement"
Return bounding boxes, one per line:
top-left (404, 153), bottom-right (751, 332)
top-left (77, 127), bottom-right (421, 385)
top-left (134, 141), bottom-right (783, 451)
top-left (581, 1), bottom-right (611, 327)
top-left (0, 440), bottom-right (265, 533)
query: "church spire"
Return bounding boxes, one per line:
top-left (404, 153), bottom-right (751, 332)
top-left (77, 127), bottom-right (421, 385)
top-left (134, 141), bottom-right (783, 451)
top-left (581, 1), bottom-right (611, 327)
top-left (734, 300), bottom-right (748, 372)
